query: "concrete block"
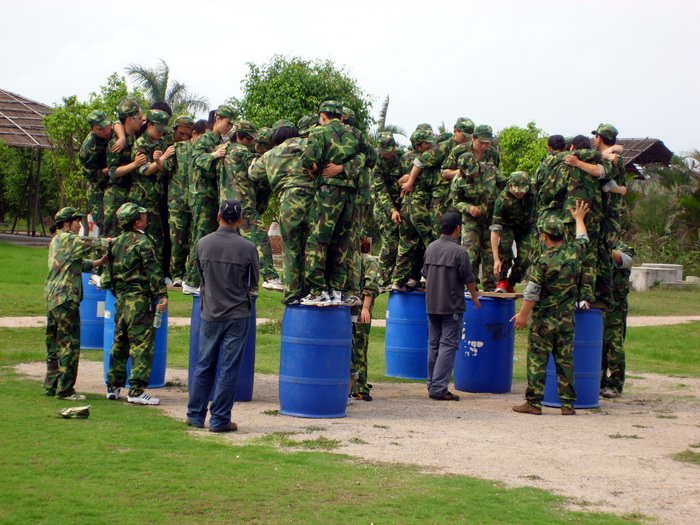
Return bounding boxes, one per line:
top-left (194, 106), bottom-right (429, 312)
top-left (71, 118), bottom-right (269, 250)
top-left (641, 263), bottom-right (683, 282)
top-left (630, 266), bottom-right (686, 291)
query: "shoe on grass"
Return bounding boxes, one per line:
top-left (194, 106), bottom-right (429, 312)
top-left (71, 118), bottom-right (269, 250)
top-left (127, 391), bottom-right (160, 406)
top-left (106, 386), bottom-right (120, 400)
top-left (58, 393), bottom-right (86, 401)
top-left (429, 391), bottom-right (460, 401)
top-left (512, 401), bottom-right (542, 415)
top-left (209, 422), bottom-right (238, 433)
top-left (561, 406), bottom-right (576, 416)
top-left (262, 277), bottom-right (284, 292)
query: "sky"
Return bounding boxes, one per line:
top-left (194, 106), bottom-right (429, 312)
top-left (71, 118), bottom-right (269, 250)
top-left (2, 0), bottom-right (699, 155)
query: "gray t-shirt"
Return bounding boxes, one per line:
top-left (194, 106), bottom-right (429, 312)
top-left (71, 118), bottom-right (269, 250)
top-left (422, 235), bottom-right (475, 315)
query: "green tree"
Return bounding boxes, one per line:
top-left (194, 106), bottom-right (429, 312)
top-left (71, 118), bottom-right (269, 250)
top-left (372, 96), bottom-right (405, 139)
top-left (231, 55), bottom-right (374, 132)
top-left (497, 122), bottom-right (549, 176)
top-left (126, 59), bottom-right (208, 115)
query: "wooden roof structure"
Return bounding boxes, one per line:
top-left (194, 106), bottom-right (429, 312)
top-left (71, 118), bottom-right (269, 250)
top-left (0, 88), bottom-right (52, 149)
top-left (617, 138), bottom-right (673, 176)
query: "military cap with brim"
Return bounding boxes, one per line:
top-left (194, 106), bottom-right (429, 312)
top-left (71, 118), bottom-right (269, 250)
top-left (473, 125), bottom-right (493, 141)
top-left (508, 171), bottom-right (530, 193)
top-left (458, 152), bottom-right (479, 175)
top-left (235, 120), bottom-right (258, 139)
top-left (116, 202), bottom-right (147, 226)
top-left (591, 123), bottom-right (619, 142)
top-left (273, 119), bottom-right (296, 132)
top-left (87, 110), bottom-right (112, 128)
top-left (410, 129), bottom-right (435, 148)
top-left (172, 115), bottom-right (194, 129)
top-left (147, 109), bottom-right (170, 133)
top-left (454, 117), bottom-right (475, 135)
top-left (540, 217), bottom-right (565, 237)
top-left (55, 207), bottom-right (85, 223)
top-left (257, 127), bottom-right (274, 145)
top-left (297, 113), bottom-right (318, 135)
top-left (116, 98), bottom-right (141, 119)
top-left (319, 100), bottom-right (343, 115)
top-left (376, 131), bottom-right (396, 152)
top-left (215, 104), bottom-right (238, 120)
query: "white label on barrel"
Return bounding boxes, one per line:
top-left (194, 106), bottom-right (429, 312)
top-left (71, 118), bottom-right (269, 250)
top-left (104, 309), bottom-right (111, 320)
top-left (96, 301), bottom-right (105, 318)
top-left (465, 340), bottom-right (484, 357)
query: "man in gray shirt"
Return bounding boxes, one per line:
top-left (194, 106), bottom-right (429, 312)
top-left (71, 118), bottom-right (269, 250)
top-left (422, 212), bottom-right (481, 401)
top-left (186, 199), bottom-right (259, 432)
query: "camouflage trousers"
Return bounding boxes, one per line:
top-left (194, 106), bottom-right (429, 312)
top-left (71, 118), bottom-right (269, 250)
top-left (495, 227), bottom-right (536, 285)
top-left (145, 209), bottom-right (165, 265)
top-left (351, 310), bottom-right (372, 395)
top-left (305, 185), bottom-right (356, 293)
top-left (168, 201), bottom-right (192, 282)
top-left (87, 180), bottom-right (107, 234)
top-left (462, 216), bottom-right (496, 291)
top-left (526, 315), bottom-right (576, 407)
top-left (103, 184), bottom-right (129, 238)
top-left (393, 196), bottom-right (433, 285)
top-left (431, 185), bottom-right (450, 238)
top-left (278, 187), bottom-right (313, 302)
top-left (240, 205), bottom-right (278, 281)
top-left (601, 304), bottom-right (628, 394)
top-left (106, 294), bottom-right (155, 395)
top-left (348, 201), bottom-right (370, 294)
top-left (603, 211), bottom-right (622, 247)
top-left (565, 219), bottom-right (601, 305)
top-left (374, 211), bottom-right (399, 288)
top-left (44, 302), bottom-right (81, 398)
top-left (185, 196), bottom-right (218, 287)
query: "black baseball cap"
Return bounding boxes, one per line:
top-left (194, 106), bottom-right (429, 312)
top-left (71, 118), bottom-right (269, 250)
top-left (220, 199), bottom-right (241, 223)
top-left (441, 211), bottom-right (464, 232)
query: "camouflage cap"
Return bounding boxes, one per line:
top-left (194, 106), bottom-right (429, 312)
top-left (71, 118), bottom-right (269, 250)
top-left (297, 113), bottom-right (319, 135)
top-left (116, 98), bottom-right (141, 119)
top-left (473, 125), bottom-right (493, 141)
top-left (508, 171), bottom-right (530, 193)
top-left (410, 129), bottom-right (435, 148)
top-left (457, 152), bottom-right (479, 176)
top-left (592, 123), bottom-right (619, 141)
top-left (437, 132), bottom-right (453, 143)
top-left (55, 207), bottom-right (85, 223)
top-left (342, 106), bottom-right (355, 120)
top-left (215, 104), bottom-right (238, 120)
top-left (376, 131), bottom-right (396, 152)
top-left (172, 115), bottom-right (194, 129)
top-left (454, 117), bottom-right (475, 135)
top-left (273, 119), bottom-right (296, 132)
top-left (257, 126), bottom-right (274, 145)
top-left (235, 120), bottom-right (258, 139)
top-left (116, 202), bottom-right (147, 226)
top-left (319, 100), bottom-right (343, 115)
top-left (540, 216), bottom-right (565, 237)
top-left (147, 109), bottom-right (170, 133)
top-left (415, 123), bottom-right (433, 132)
top-left (87, 110), bottom-right (112, 129)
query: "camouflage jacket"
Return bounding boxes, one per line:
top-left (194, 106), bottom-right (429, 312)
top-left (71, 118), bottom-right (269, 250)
top-left (612, 241), bottom-right (636, 306)
top-left (300, 118), bottom-right (362, 188)
top-left (130, 133), bottom-right (168, 211)
top-left (491, 188), bottom-right (536, 232)
top-left (359, 253), bottom-right (380, 301)
top-left (169, 140), bottom-right (193, 207)
top-left (79, 132), bottom-right (109, 187)
top-left (418, 137), bottom-right (456, 192)
top-left (563, 149), bottom-right (604, 223)
top-left (536, 150), bottom-right (600, 218)
top-left (530, 236), bottom-right (588, 319)
top-left (248, 137), bottom-right (315, 196)
top-left (45, 231), bottom-right (107, 311)
top-left (601, 155), bottom-right (627, 219)
top-left (219, 141), bottom-right (256, 204)
top-left (103, 230), bottom-right (167, 300)
top-left (190, 130), bottom-right (222, 200)
top-left (450, 162), bottom-right (508, 222)
top-left (371, 152), bottom-right (403, 218)
top-left (106, 133), bottom-right (136, 189)
top-left (442, 141), bottom-right (501, 171)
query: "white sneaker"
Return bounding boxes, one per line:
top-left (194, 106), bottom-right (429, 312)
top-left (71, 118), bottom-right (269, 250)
top-left (406, 278), bottom-right (419, 289)
top-left (344, 294), bottom-right (362, 307)
top-left (172, 279), bottom-right (183, 287)
top-left (164, 277), bottom-right (174, 287)
top-left (89, 275), bottom-right (102, 287)
top-left (300, 290), bottom-right (331, 306)
top-left (262, 277), bottom-right (284, 292)
top-left (182, 283), bottom-right (200, 296)
top-left (391, 283), bottom-right (407, 292)
top-left (106, 387), bottom-right (120, 400)
top-left (347, 394), bottom-right (354, 406)
top-left (577, 300), bottom-right (591, 310)
top-left (331, 290), bottom-right (343, 305)
top-left (59, 393), bottom-right (86, 401)
top-left (126, 391), bottom-right (160, 405)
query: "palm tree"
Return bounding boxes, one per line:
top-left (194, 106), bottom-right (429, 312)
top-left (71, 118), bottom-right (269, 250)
top-left (372, 95), bottom-right (405, 140)
top-left (125, 59), bottom-right (208, 115)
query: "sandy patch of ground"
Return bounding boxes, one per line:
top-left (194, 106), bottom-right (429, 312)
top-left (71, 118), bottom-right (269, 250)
top-left (15, 360), bottom-right (700, 525)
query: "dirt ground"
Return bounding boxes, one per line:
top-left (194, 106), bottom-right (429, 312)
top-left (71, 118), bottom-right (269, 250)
top-left (16, 357), bottom-right (700, 525)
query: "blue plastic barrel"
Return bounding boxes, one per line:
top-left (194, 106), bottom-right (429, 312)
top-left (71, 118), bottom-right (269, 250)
top-left (454, 296), bottom-right (516, 393)
top-left (542, 309), bottom-right (603, 409)
top-left (79, 273), bottom-right (106, 349)
top-left (385, 291), bottom-right (428, 380)
top-left (103, 291), bottom-right (168, 388)
top-left (188, 295), bottom-right (257, 402)
top-left (279, 305), bottom-right (352, 418)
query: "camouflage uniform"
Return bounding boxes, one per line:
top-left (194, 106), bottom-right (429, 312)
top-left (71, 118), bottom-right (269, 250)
top-left (601, 242), bottom-right (636, 395)
top-left (79, 111), bottom-right (112, 233)
top-left (524, 219), bottom-right (589, 408)
top-left (490, 172), bottom-right (536, 286)
top-left (250, 128), bottom-right (315, 301)
top-left (442, 140), bottom-right (501, 173)
top-left (104, 204), bottom-right (168, 396)
top-left (371, 133), bottom-right (403, 287)
top-left (351, 253), bottom-right (380, 396)
top-left (450, 154), bottom-right (507, 291)
top-left (167, 139), bottom-right (193, 282)
top-left (301, 102), bottom-right (363, 294)
top-left (417, 136), bottom-right (457, 237)
top-left (44, 213), bottom-right (107, 397)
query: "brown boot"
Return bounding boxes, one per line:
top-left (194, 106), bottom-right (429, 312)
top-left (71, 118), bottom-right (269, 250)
top-left (512, 401), bottom-right (542, 415)
top-left (561, 406), bottom-right (576, 416)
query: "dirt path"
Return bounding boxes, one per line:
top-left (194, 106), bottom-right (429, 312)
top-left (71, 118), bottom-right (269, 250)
top-left (15, 360), bottom-right (700, 525)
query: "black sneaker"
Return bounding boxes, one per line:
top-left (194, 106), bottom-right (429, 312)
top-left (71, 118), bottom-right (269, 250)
top-left (352, 392), bottom-right (373, 401)
top-left (429, 391), bottom-right (460, 401)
